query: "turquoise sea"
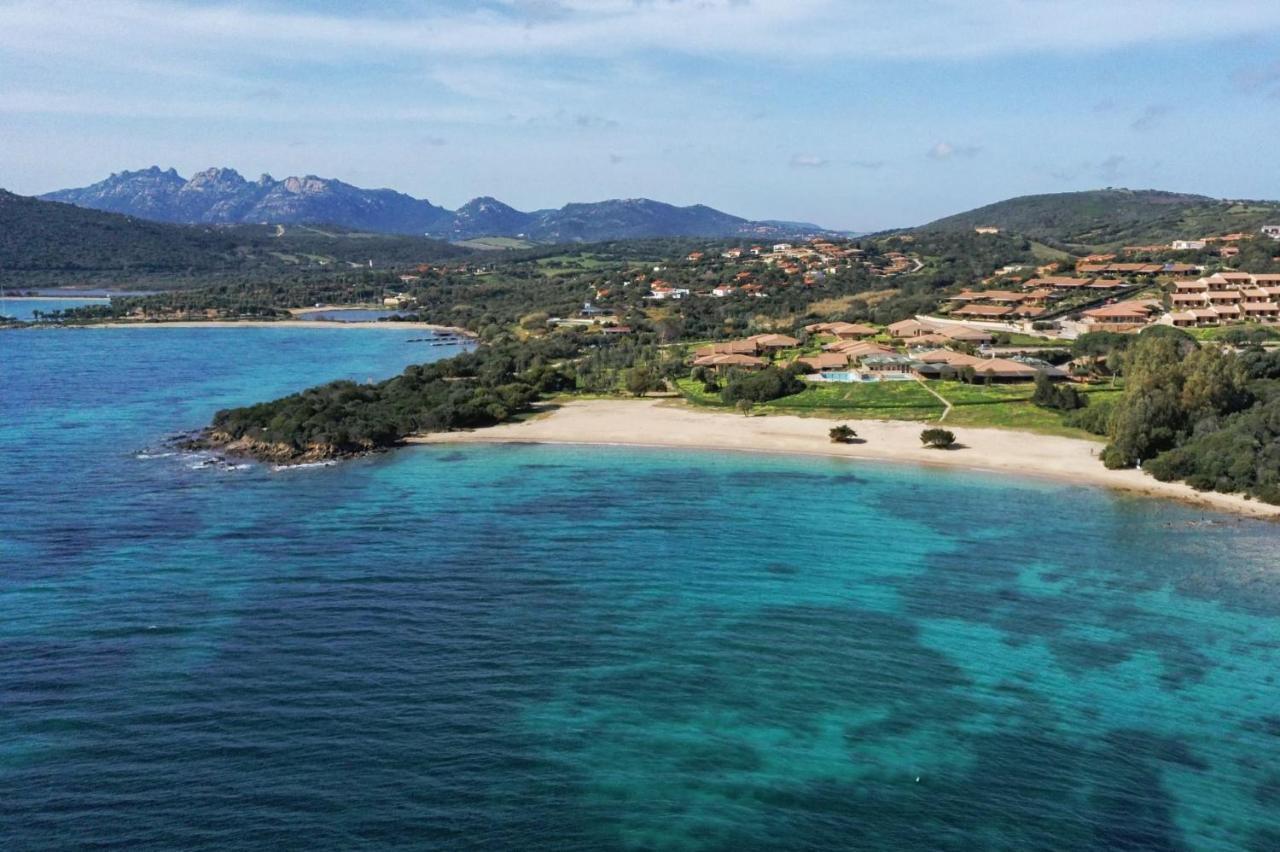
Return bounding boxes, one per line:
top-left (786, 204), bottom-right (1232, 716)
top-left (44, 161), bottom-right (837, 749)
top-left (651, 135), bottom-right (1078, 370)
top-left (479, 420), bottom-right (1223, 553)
top-left (3, 326), bottom-right (1280, 850)
top-left (1, 297), bottom-right (111, 321)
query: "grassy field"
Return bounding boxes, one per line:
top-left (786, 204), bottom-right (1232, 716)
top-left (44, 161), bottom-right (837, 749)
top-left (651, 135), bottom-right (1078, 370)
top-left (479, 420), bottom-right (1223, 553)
top-left (677, 377), bottom-right (944, 420)
top-left (934, 382), bottom-right (1120, 437)
top-left (534, 254), bottom-right (615, 277)
top-left (676, 375), bottom-right (1120, 439)
top-left (453, 237), bottom-right (536, 250)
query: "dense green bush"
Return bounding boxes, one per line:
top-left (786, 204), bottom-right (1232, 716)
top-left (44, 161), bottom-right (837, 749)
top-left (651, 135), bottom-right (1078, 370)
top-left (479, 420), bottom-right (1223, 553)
top-left (920, 428), bottom-right (956, 448)
top-left (1065, 398), bottom-right (1115, 435)
top-left (720, 366), bottom-right (807, 405)
top-left (210, 335), bottom-right (586, 456)
top-left (1144, 398), bottom-right (1280, 503)
top-left (1031, 373), bottom-right (1086, 411)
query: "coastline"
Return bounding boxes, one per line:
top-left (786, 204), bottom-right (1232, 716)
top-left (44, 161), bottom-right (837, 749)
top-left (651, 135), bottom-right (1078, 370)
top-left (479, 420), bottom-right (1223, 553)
top-left (0, 295), bottom-right (111, 301)
top-left (409, 398), bottom-right (1280, 520)
top-left (56, 319), bottom-right (474, 334)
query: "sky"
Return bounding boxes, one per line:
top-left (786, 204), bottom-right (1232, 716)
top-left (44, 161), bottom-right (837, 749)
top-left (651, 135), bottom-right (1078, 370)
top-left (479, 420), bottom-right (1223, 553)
top-left (2, 0), bottom-right (1280, 230)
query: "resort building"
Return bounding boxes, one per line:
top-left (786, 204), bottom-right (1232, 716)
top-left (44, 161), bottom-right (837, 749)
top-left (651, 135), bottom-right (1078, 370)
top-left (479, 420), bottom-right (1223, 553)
top-left (796, 352), bottom-right (851, 373)
top-left (748, 333), bottom-right (801, 351)
top-left (804, 321), bottom-right (878, 339)
top-left (697, 340), bottom-right (761, 357)
top-left (692, 353), bottom-right (767, 370)
top-left (1167, 273), bottom-right (1280, 327)
top-left (1080, 300), bottom-right (1162, 331)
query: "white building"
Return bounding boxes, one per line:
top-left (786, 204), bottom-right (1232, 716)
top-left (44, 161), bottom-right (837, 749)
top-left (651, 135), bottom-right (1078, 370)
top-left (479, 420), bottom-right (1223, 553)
top-left (1263, 225), bottom-right (1280, 240)
top-left (1171, 240), bottom-right (1207, 250)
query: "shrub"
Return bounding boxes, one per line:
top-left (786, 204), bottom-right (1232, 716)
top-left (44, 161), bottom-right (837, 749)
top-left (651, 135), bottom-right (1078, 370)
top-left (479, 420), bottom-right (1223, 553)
top-left (829, 424), bottom-right (857, 444)
top-left (1065, 398), bottom-right (1114, 435)
top-left (920, 428), bottom-right (956, 448)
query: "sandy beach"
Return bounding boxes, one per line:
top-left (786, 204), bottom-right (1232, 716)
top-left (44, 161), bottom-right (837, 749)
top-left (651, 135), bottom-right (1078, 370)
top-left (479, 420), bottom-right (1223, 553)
top-left (410, 398), bottom-right (1280, 520)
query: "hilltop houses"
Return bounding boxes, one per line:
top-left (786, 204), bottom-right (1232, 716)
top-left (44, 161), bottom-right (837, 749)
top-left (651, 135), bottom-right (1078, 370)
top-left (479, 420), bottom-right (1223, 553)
top-left (1168, 273), bottom-right (1280, 327)
top-left (648, 281), bottom-right (690, 300)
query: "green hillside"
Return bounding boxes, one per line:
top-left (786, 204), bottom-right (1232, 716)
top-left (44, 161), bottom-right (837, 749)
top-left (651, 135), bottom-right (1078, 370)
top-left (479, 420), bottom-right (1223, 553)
top-left (0, 190), bottom-right (470, 286)
top-left (919, 188), bottom-right (1280, 250)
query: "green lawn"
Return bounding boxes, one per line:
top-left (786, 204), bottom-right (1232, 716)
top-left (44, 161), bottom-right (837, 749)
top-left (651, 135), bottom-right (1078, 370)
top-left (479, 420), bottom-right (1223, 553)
top-left (534, 254), bottom-right (616, 277)
top-left (453, 237), bottom-right (536, 250)
top-left (998, 333), bottom-right (1065, 347)
top-left (676, 376), bottom-right (1121, 439)
top-left (676, 377), bottom-right (944, 420)
top-left (934, 382), bottom-right (1121, 438)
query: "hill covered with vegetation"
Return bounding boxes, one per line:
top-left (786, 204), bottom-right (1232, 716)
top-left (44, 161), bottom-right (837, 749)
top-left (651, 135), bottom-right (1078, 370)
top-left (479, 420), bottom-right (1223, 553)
top-left (919, 188), bottom-right (1280, 250)
top-left (0, 191), bottom-right (470, 287)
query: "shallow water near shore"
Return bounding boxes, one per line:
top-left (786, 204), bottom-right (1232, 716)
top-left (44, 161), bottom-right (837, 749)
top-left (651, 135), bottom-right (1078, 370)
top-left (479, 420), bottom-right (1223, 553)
top-left (3, 327), bottom-right (1280, 850)
top-left (1, 296), bottom-right (109, 320)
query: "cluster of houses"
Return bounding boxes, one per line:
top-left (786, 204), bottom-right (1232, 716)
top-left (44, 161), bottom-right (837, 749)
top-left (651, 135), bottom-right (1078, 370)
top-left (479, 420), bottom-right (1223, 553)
top-left (1079, 300), bottom-right (1164, 331)
top-left (678, 238), bottom-right (916, 297)
top-left (690, 319), bottom-right (1064, 384)
top-left (692, 333), bottom-right (801, 369)
top-left (945, 277), bottom-right (1133, 319)
top-left (1119, 231), bottom-right (1261, 258)
top-left (1075, 261), bottom-right (1199, 276)
top-left (1168, 272), bottom-right (1280, 327)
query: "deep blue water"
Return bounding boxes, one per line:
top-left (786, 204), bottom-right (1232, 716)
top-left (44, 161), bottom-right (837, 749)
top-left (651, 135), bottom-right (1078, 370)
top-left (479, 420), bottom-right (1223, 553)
top-left (3, 326), bottom-right (1280, 851)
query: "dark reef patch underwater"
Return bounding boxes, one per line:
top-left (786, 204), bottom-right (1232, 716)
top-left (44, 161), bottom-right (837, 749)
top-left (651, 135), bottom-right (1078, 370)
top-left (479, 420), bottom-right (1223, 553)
top-left (3, 326), bottom-right (1280, 850)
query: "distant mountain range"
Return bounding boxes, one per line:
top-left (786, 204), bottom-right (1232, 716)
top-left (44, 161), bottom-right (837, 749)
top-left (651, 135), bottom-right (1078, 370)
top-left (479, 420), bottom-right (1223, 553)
top-left (0, 189), bottom-right (467, 285)
top-left (919, 188), bottom-right (1280, 248)
top-left (42, 167), bottom-right (829, 242)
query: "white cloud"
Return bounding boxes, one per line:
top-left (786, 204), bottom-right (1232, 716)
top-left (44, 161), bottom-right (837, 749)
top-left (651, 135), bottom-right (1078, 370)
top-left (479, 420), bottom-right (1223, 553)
top-left (927, 141), bottom-right (980, 160)
top-left (0, 0), bottom-right (1275, 68)
top-left (789, 154), bottom-right (829, 168)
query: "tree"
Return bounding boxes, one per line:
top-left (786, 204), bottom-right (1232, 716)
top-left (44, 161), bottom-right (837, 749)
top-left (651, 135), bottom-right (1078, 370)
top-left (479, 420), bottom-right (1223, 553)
top-left (1179, 346), bottom-right (1251, 423)
top-left (1031, 372), bottom-right (1086, 411)
top-left (829, 424), bottom-right (858, 443)
top-left (624, 365), bottom-right (661, 397)
top-left (1102, 335), bottom-right (1189, 468)
top-left (920, 428), bottom-right (956, 448)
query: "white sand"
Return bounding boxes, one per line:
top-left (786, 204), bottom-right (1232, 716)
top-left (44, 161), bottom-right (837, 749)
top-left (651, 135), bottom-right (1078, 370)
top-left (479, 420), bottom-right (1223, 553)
top-left (410, 398), bottom-right (1280, 520)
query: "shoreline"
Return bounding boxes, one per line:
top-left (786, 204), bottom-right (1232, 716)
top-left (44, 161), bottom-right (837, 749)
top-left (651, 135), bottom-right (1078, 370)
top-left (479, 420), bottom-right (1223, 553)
top-left (0, 295), bottom-right (111, 301)
top-left (22, 319), bottom-right (475, 334)
top-left (409, 399), bottom-right (1280, 520)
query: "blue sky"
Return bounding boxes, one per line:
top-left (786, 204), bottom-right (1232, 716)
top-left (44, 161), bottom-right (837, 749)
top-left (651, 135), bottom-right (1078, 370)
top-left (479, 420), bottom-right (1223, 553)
top-left (2, 0), bottom-right (1279, 229)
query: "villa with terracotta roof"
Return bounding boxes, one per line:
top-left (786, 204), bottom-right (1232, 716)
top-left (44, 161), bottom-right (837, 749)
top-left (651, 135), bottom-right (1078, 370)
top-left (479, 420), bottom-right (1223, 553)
top-left (804, 321), bottom-right (878, 339)
top-left (697, 339), bottom-right (760, 357)
top-left (748, 333), bottom-right (801, 351)
top-left (692, 352), bottom-right (767, 370)
top-left (1081, 300), bottom-right (1162, 331)
top-left (952, 304), bottom-right (1015, 319)
top-left (796, 352), bottom-right (850, 372)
